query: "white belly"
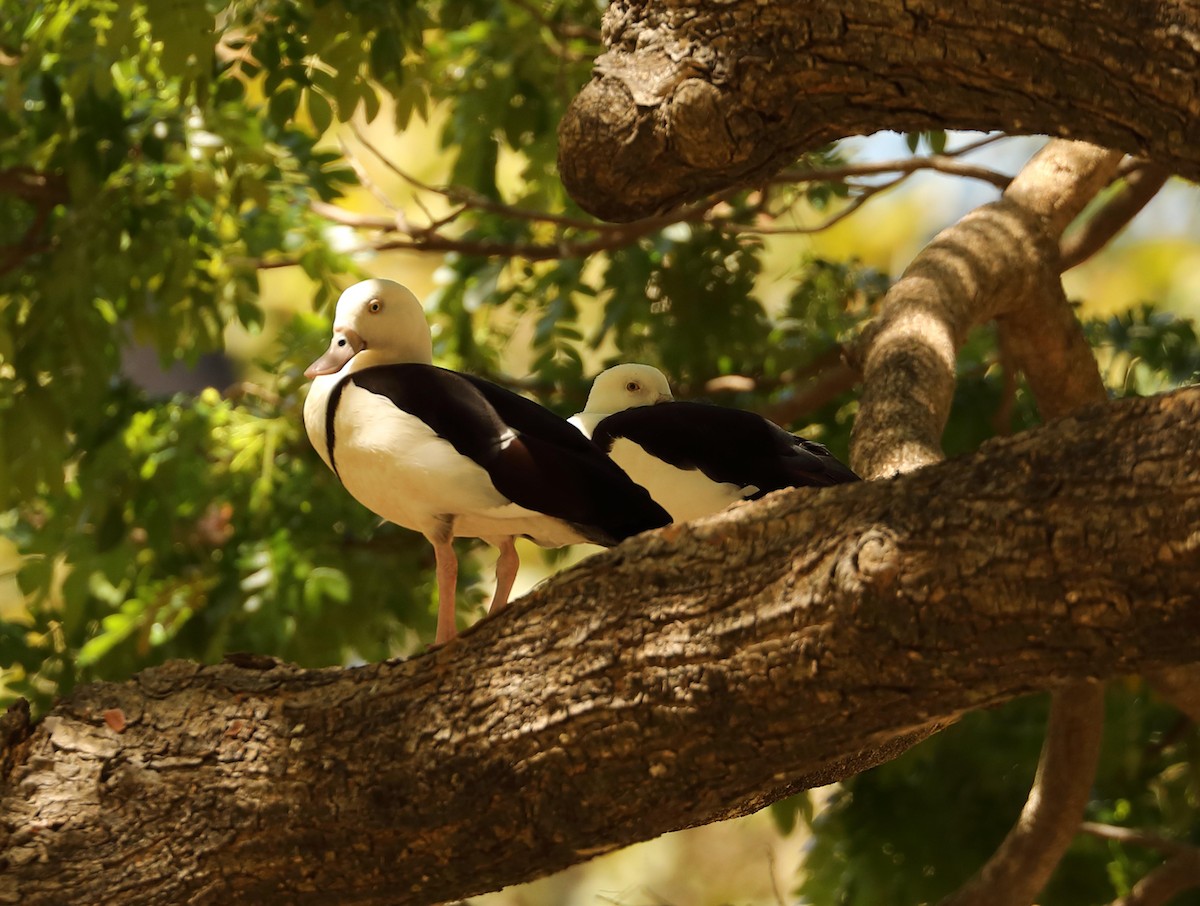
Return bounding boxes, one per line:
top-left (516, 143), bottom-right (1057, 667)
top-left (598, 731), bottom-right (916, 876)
top-left (608, 438), bottom-right (752, 522)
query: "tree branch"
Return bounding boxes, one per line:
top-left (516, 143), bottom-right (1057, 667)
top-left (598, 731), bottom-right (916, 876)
top-left (1140, 665), bottom-right (1200, 722)
top-left (0, 167), bottom-right (68, 277)
top-left (1060, 164), bottom-right (1172, 271)
top-left (939, 686), bottom-right (1107, 906)
top-left (558, 0), bottom-right (1200, 220)
top-left (1108, 851), bottom-right (1200, 906)
top-left (2, 386), bottom-right (1199, 906)
top-left (758, 359), bottom-right (860, 426)
top-left (775, 152), bottom-right (1013, 192)
top-left (1080, 823), bottom-right (1195, 857)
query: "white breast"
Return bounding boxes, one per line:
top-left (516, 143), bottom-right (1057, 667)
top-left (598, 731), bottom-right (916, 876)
top-left (303, 375), bottom-right (333, 469)
top-left (608, 438), bottom-right (753, 523)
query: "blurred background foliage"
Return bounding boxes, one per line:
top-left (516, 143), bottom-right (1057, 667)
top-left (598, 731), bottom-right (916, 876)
top-left (1, 1), bottom-right (1197, 904)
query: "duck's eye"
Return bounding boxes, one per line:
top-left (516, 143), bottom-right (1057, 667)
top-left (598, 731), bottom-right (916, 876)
top-left (337, 337), bottom-right (347, 347)
top-left (626, 381), bottom-right (640, 392)
top-left (368, 300), bottom-right (382, 313)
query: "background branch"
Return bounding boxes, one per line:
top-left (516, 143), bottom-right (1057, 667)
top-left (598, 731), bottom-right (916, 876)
top-left (293, 146), bottom-right (1020, 267)
top-left (1080, 824), bottom-right (1195, 858)
top-left (1060, 165), bottom-right (1172, 271)
top-left (1107, 851), bottom-right (1200, 906)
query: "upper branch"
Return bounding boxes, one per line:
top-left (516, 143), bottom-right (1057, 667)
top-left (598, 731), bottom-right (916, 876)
top-left (558, 0), bottom-right (1200, 220)
top-left (2, 387), bottom-right (1199, 906)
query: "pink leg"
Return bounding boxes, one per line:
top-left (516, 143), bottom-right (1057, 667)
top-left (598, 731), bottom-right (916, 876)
top-left (489, 537), bottom-right (520, 615)
top-left (432, 536), bottom-right (459, 645)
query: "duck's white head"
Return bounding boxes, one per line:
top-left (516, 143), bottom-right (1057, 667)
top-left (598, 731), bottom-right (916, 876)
top-left (304, 279), bottom-right (433, 378)
top-left (582, 363), bottom-right (674, 415)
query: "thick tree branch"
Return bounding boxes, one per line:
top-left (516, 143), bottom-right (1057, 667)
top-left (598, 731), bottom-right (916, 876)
top-left (2, 387), bottom-right (1199, 906)
top-left (848, 199), bottom-right (1043, 476)
top-left (994, 143), bottom-right (1200, 904)
top-left (850, 140), bottom-right (1120, 478)
top-left (558, 0), bottom-right (1200, 220)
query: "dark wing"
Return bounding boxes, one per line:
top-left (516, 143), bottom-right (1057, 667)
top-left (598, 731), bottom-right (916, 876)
top-left (593, 400), bottom-right (859, 496)
top-left (456, 372), bottom-right (616, 458)
top-left (351, 365), bottom-right (670, 543)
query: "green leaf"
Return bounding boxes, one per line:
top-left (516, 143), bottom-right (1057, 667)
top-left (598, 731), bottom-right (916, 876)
top-left (268, 84), bottom-right (300, 127)
top-left (306, 89), bottom-right (333, 135)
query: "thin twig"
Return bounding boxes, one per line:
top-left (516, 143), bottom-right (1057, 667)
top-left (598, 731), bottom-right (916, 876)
top-left (760, 361), bottom-right (861, 426)
top-left (727, 174), bottom-right (913, 235)
top-left (507, 0), bottom-right (602, 43)
top-left (942, 132), bottom-right (1012, 156)
top-left (291, 136), bottom-right (1019, 268)
top-left (777, 154), bottom-right (1012, 190)
top-left (349, 122), bottom-right (443, 195)
top-left (337, 136), bottom-right (406, 217)
top-left (349, 122), bottom-right (681, 233)
top-left (1080, 823), bottom-right (1193, 857)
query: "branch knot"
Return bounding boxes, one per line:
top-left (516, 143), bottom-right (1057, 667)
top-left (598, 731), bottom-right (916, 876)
top-left (837, 526), bottom-right (901, 593)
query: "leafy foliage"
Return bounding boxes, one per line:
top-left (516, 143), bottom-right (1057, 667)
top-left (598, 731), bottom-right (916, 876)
top-left (1, 2), bottom-right (1197, 904)
top-left (798, 691), bottom-right (1200, 906)
top-left (2, 316), bottom-right (461, 710)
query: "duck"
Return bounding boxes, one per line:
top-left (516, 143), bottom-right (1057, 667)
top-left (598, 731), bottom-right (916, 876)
top-left (571, 363), bottom-right (860, 522)
top-left (303, 281), bottom-right (671, 645)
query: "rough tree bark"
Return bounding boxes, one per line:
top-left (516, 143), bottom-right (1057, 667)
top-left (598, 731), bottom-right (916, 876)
top-left (2, 386), bottom-right (1199, 905)
top-left (557, 0), bottom-right (1200, 220)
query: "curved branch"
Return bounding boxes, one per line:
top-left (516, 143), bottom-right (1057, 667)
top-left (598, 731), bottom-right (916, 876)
top-left (939, 686), bottom-right (1107, 906)
top-left (1, 387), bottom-right (1199, 906)
top-left (1141, 666), bottom-right (1200, 722)
top-left (1060, 165), bottom-right (1172, 270)
top-left (558, 0), bottom-right (1200, 220)
top-left (848, 198), bottom-right (1049, 476)
top-left (1109, 851), bottom-right (1200, 906)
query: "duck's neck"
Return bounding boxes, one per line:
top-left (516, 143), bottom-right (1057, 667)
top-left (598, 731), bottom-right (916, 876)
top-left (345, 346), bottom-right (432, 373)
top-left (568, 410), bottom-right (609, 438)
